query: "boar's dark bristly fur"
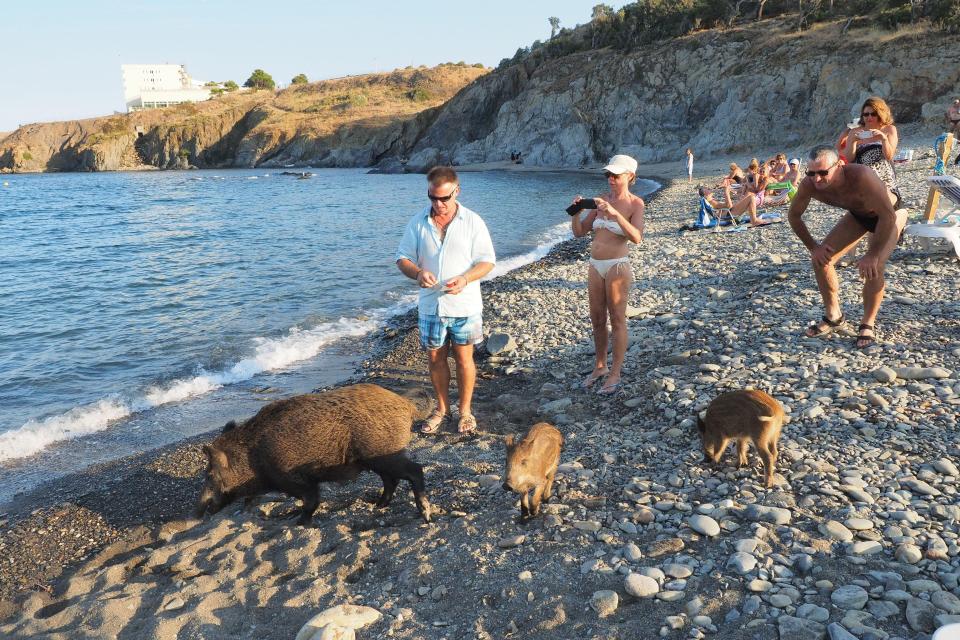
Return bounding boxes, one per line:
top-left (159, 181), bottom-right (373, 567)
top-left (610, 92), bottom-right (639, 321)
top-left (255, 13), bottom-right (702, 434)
top-left (196, 383), bottom-right (432, 526)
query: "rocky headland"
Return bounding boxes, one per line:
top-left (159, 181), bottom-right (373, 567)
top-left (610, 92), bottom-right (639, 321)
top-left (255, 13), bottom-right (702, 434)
top-left (0, 64), bottom-right (487, 173)
top-left (1, 147), bottom-right (958, 639)
top-left (3, 18), bottom-right (960, 176)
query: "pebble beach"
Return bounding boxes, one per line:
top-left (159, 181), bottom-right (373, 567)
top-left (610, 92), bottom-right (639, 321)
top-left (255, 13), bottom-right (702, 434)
top-left (1, 138), bottom-right (959, 639)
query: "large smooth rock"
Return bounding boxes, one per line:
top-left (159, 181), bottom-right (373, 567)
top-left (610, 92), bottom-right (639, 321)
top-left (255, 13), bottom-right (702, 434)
top-left (296, 605), bottom-right (382, 640)
top-left (744, 504), bottom-right (791, 525)
top-left (624, 573), bottom-right (659, 598)
top-left (590, 590), bottom-right (619, 617)
top-left (831, 585), bottom-right (869, 610)
top-left (485, 332), bottom-right (517, 355)
top-left (688, 514), bottom-right (720, 537)
top-left (778, 615), bottom-right (826, 640)
top-left (894, 367), bottom-right (951, 380)
top-left (906, 597), bottom-right (938, 632)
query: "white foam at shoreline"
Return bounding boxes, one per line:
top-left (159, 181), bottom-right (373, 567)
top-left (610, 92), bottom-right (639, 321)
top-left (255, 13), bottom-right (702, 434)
top-left (0, 316), bottom-right (379, 463)
top-left (0, 194), bottom-right (660, 465)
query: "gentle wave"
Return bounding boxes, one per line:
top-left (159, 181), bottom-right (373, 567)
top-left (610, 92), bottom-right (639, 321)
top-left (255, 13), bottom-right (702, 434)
top-left (0, 204), bottom-right (626, 464)
top-left (0, 316), bottom-right (379, 462)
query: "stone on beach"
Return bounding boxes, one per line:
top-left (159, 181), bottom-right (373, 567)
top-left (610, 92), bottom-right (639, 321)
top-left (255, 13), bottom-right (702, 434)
top-left (296, 605), bottom-right (382, 640)
top-left (590, 590), bottom-right (619, 617)
top-left (624, 573), bottom-right (659, 598)
top-left (485, 332), bottom-right (517, 355)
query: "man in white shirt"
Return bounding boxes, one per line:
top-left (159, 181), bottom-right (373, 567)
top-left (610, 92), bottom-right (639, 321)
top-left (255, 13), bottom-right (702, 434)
top-left (395, 166), bottom-right (496, 434)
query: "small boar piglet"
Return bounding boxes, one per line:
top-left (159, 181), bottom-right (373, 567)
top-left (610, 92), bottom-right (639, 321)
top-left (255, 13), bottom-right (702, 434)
top-left (697, 389), bottom-right (784, 488)
top-left (503, 422), bottom-right (563, 519)
top-left (196, 383), bottom-right (432, 526)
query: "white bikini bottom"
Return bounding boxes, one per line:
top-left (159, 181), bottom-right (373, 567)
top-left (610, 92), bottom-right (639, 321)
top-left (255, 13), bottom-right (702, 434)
top-left (589, 256), bottom-right (632, 279)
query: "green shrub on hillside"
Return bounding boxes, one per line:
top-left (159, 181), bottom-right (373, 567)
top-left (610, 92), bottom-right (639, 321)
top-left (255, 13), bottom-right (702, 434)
top-left (244, 69), bottom-right (275, 90)
top-left (224, 80), bottom-right (239, 91)
top-left (408, 87), bottom-right (431, 102)
top-left (291, 73), bottom-right (309, 84)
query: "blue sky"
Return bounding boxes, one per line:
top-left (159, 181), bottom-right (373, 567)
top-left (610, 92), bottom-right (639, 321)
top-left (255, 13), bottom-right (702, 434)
top-left (0, 0), bottom-right (623, 132)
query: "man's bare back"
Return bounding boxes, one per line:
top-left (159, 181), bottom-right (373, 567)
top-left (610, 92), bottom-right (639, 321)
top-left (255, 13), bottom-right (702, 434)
top-left (798, 163), bottom-right (898, 217)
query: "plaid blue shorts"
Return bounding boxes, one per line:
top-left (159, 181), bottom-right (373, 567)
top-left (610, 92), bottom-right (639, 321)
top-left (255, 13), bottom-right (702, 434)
top-left (418, 313), bottom-right (484, 350)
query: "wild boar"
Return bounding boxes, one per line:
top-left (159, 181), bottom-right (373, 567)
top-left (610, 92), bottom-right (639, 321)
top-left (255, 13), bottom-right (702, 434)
top-left (196, 383), bottom-right (433, 525)
top-left (502, 422), bottom-right (563, 519)
top-left (697, 390), bottom-right (784, 488)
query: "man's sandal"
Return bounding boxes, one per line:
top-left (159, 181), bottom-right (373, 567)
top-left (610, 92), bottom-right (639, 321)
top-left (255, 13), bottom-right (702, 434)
top-left (420, 409), bottom-right (447, 434)
top-left (856, 324), bottom-right (876, 350)
top-left (457, 413), bottom-right (477, 434)
top-left (805, 314), bottom-right (846, 338)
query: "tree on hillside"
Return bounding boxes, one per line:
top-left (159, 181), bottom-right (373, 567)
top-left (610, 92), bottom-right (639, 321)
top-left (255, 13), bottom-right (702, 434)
top-left (244, 69), bottom-right (276, 90)
top-left (549, 16), bottom-right (560, 38)
top-left (291, 73), bottom-right (308, 84)
top-left (592, 3), bottom-right (614, 20)
top-left (223, 80), bottom-right (239, 91)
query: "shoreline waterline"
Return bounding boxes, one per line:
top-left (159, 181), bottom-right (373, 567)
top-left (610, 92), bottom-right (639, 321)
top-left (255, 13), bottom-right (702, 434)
top-left (0, 173), bottom-right (661, 495)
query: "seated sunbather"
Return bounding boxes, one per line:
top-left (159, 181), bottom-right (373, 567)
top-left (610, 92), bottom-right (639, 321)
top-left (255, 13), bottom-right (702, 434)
top-left (719, 163), bottom-right (745, 187)
top-left (730, 160), bottom-right (770, 227)
top-left (768, 154), bottom-right (789, 181)
top-left (785, 158), bottom-right (801, 187)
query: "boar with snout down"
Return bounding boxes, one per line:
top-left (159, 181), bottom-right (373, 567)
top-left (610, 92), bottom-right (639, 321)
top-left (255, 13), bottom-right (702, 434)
top-left (697, 389), bottom-right (784, 488)
top-left (503, 422), bottom-right (563, 519)
top-left (196, 383), bottom-right (434, 526)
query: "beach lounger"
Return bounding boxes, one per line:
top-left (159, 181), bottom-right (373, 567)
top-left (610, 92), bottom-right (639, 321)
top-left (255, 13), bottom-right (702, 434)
top-left (903, 175), bottom-right (960, 259)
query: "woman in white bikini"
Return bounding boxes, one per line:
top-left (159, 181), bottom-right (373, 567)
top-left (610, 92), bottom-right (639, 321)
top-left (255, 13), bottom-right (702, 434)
top-left (570, 154), bottom-right (645, 395)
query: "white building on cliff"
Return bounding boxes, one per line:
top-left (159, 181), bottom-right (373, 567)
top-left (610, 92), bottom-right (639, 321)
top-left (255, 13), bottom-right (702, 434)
top-left (121, 64), bottom-right (211, 112)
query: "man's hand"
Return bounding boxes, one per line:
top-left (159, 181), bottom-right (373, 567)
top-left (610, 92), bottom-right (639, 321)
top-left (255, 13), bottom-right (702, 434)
top-left (417, 270), bottom-right (438, 288)
top-left (857, 255), bottom-right (881, 281)
top-left (443, 275), bottom-right (468, 295)
top-left (811, 242), bottom-right (835, 269)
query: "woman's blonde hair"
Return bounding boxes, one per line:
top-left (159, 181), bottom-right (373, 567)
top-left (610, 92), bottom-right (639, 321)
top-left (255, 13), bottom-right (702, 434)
top-left (860, 96), bottom-right (894, 127)
top-left (748, 158), bottom-right (759, 171)
top-left (729, 162), bottom-right (741, 173)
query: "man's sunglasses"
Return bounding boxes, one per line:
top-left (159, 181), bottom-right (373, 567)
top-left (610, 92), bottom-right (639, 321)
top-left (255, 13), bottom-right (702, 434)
top-left (427, 190), bottom-right (457, 202)
top-left (806, 162), bottom-right (837, 178)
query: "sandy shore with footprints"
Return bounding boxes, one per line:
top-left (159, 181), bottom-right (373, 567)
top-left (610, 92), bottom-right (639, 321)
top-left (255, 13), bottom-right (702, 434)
top-left (1, 134), bottom-right (959, 639)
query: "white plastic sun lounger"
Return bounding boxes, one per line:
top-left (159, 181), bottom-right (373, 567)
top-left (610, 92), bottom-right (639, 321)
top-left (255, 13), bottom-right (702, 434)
top-left (904, 175), bottom-right (960, 259)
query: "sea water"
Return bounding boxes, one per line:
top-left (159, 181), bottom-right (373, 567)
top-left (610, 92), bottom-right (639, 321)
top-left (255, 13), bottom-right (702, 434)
top-left (0, 168), bottom-right (657, 500)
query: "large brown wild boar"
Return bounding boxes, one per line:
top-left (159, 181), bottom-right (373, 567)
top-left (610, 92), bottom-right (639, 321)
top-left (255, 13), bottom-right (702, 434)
top-left (502, 422), bottom-right (563, 519)
top-left (697, 389), bottom-right (784, 488)
top-left (196, 383), bottom-right (433, 525)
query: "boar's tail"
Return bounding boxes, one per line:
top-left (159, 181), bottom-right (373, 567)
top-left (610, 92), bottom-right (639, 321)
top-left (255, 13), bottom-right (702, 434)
top-left (696, 414), bottom-right (706, 433)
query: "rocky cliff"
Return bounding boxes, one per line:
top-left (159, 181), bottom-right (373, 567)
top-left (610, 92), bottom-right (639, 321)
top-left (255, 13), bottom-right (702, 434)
top-left (0, 65), bottom-right (486, 173)
top-left (4, 18), bottom-right (959, 174)
top-left (399, 18), bottom-right (960, 170)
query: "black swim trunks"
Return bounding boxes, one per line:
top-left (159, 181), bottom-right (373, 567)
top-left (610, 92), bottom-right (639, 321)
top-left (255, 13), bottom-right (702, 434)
top-left (848, 190), bottom-right (903, 233)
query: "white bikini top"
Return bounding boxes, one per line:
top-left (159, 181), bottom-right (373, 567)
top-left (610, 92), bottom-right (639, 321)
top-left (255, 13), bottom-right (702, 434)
top-left (592, 216), bottom-right (626, 236)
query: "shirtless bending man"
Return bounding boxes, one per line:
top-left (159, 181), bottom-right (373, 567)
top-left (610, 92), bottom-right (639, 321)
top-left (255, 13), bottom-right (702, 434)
top-left (787, 145), bottom-right (907, 349)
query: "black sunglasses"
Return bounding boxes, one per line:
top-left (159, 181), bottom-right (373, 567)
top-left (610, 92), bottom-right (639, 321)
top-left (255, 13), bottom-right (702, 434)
top-left (861, 111), bottom-right (878, 118)
top-left (806, 161), bottom-right (838, 178)
top-left (427, 189), bottom-right (457, 202)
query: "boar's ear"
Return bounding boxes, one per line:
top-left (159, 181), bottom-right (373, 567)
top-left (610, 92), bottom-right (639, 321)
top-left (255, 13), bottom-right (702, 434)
top-left (504, 434), bottom-right (514, 448)
top-left (202, 444), bottom-right (230, 470)
top-left (222, 420), bottom-right (237, 433)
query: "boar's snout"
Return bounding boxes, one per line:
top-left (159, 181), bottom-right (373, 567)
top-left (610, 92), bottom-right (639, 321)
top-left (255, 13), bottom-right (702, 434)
top-left (502, 482), bottom-right (512, 492)
top-left (195, 483), bottom-right (225, 518)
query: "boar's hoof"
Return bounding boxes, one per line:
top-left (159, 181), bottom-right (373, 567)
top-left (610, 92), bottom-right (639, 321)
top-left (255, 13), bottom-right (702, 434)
top-left (417, 498), bottom-right (432, 523)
